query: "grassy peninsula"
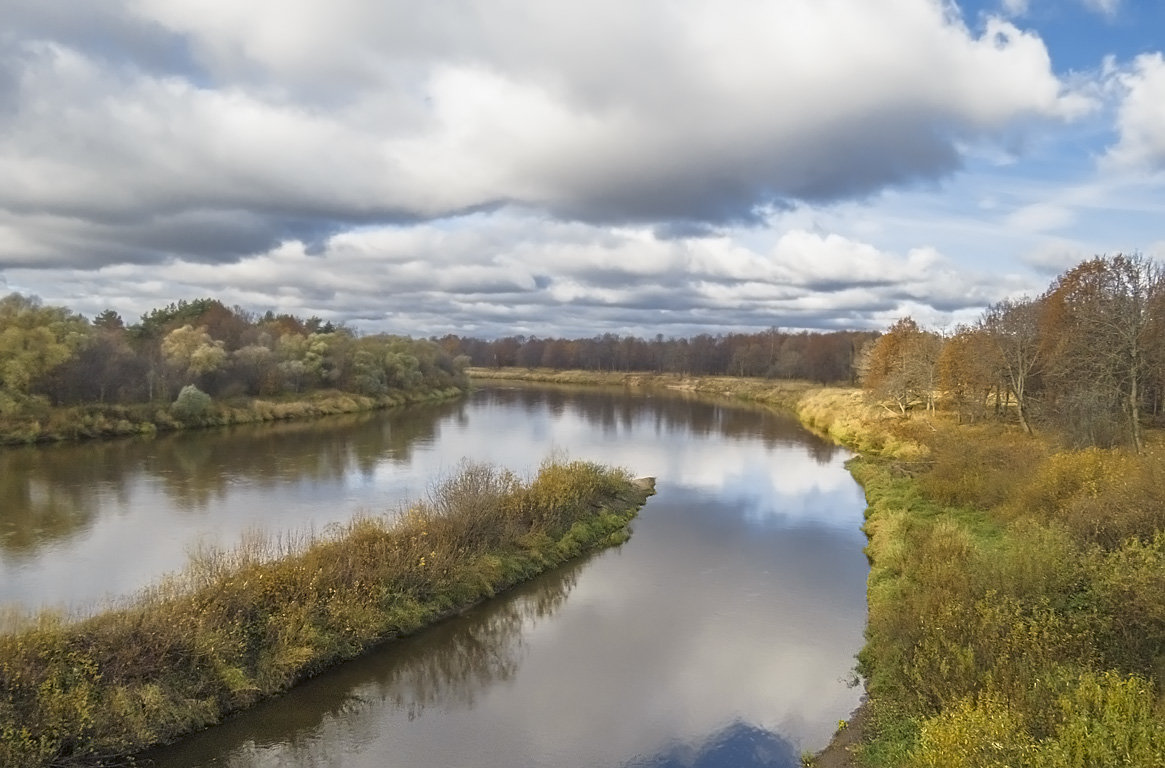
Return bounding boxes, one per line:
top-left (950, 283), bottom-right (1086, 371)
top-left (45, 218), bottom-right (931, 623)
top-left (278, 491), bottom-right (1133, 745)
top-left (471, 370), bottom-right (1165, 767)
top-left (0, 459), bottom-right (654, 767)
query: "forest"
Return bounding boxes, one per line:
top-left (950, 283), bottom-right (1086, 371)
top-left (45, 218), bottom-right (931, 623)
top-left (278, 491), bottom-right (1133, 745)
top-left (438, 328), bottom-right (878, 383)
top-left (0, 296), bottom-right (469, 439)
top-left (451, 254), bottom-right (1165, 452)
top-left (862, 253), bottom-right (1164, 450)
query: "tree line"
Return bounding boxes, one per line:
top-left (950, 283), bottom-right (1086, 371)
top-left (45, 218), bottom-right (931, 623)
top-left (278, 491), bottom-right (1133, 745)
top-left (863, 253), bottom-right (1165, 450)
top-left (0, 296), bottom-right (469, 415)
top-left (436, 328), bottom-right (879, 383)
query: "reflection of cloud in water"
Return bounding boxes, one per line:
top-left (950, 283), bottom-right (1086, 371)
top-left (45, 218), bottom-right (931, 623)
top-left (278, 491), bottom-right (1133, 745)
top-left (432, 389), bottom-right (863, 529)
top-left (0, 401), bottom-right (460, 608)
top-left (143, 559), bottom-right (585, 768)
top-left (3, 383), bottom-right (864, 642)
top-left (625, 721), bottom-right (799, 768)
top-left (137, 386), bottom-right (868, 768)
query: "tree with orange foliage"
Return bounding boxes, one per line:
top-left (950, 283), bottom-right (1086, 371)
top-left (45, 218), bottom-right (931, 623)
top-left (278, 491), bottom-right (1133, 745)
top-left (863, 316), bottom-right (943, 416)
top-left (1041, 254), bottom-right (1163, 450)
top-left (938, 325), bottom-right (1000, 423)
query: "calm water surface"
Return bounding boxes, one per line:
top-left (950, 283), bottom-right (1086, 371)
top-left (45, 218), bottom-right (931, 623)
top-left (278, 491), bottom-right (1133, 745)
top-left (2, 385), bottom-right (869, 767)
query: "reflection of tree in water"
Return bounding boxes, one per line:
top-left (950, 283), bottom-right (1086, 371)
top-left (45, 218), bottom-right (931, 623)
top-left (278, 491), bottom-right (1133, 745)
top-left (0, 441), bottom-right (135, 558)
top-left (379, 560), bottom-right (579, 720)
top-left (0, 401), bottom-right (460, 554)
top-left (146, 400), bottom-right (458, 511)
top-left (144, 559), bottom-right (585, 768)
top-left (624, 721), bottom-right (799, 768)
top-left (478, 385), bottom-right (841, 464)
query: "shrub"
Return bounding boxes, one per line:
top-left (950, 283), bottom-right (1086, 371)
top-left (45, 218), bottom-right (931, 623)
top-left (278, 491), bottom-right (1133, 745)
top-left (910, 692), bottom-right (1030, 768)
top-left (1032, 671), bottom-right (1165, 767)
top-left (1082, 534), bottom-right (1165, 677)
top-left (170, 385), bottom-right (213, 423)
top-left (919, 427), bottom-right (1046, 510)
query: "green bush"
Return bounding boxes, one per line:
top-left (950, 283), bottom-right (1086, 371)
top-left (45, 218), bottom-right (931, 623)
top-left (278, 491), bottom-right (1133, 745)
top-left (170, 385), bottom-right (213, 423)
top-left (853, 420), bottom-right (1165, 767)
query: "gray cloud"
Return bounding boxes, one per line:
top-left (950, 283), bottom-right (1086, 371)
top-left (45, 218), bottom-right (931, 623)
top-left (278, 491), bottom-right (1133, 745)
top-left (2, 1), bottom-right (203, 79)
top-left (1, 0), bottom-right (1126, 339)
top-left (3, 215), bottom-right (1035, 337)
top-left (0, 0), bottom-right (1091, 272)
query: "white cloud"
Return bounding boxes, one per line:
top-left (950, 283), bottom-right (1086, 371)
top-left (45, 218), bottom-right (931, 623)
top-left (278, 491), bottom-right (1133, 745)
top-left (1, 0), bottom-right (1144, 338)
top-left (0, 0), bottom-right (1091, 273)
top-left (1005, 202), bottom-right (1075, 232)
top-left (3, 215), bottom-right (1031, 336)
top-left (1001, 0), bottom-right (1029, 16)
top-left (1081, 0), bottom-right (1120, 17)
top-left (1105, 53), bottom-right (1165, 172)
top-left (1020, 238), bottom-right (1094, 273)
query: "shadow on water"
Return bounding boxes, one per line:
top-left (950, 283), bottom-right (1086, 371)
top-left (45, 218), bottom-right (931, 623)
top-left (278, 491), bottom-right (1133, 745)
top-left (141, 557), bottom-right (588, 768)
top-left (626, 721), bottom-right (800, 768)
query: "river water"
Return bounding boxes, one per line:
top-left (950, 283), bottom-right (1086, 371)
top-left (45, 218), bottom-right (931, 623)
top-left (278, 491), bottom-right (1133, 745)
top-left (1, 384), bottom-right (869, 768)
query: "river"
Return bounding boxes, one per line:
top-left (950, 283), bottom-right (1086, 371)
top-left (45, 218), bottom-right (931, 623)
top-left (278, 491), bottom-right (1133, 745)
top-left (1, 384), bottom-right (868, 768)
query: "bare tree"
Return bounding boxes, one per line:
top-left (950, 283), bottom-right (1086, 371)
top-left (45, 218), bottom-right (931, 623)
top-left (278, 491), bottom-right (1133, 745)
top-left (979, 297), bottom-right (1043, 434)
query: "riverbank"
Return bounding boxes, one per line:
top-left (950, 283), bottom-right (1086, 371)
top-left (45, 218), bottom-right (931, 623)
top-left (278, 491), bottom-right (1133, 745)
top-left (0, 385), bottom-right (465, 446)
top-left (469, 367), bottom-right (817, 407)
top-left (0, 459), bottom-right (654, 767)
top-left (473, 369), bottom-right (1165, 766)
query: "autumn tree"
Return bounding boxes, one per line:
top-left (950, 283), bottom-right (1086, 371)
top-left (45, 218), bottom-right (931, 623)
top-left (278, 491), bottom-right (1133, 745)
top-left (862, 317), bottom-right (943, 416)
top-left (0, 294), bottom-right (89, 400)
top-left (231, 344), bottom-right (278, 396)
top-left (938, 326), bottom-right (1000, 423)
top-left (1041, 254), bottom-right (1163, 450)
top-left (162, 325), bottom-right (228, 388)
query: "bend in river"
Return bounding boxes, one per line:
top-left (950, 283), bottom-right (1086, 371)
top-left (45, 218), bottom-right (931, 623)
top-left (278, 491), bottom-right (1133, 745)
top-left (2, 384), bottom-right (869, 767)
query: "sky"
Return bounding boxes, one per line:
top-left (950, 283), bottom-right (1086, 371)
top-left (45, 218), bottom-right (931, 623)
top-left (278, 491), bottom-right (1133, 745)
top-left (1, 0), bottom-right (1163, 338)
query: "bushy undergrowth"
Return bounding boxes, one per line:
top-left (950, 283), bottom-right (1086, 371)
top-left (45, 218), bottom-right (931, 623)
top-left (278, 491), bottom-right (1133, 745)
top-left (0, 459), bottom-right (650, 767)
top-left (807, 399), bottom-right (1165, 767)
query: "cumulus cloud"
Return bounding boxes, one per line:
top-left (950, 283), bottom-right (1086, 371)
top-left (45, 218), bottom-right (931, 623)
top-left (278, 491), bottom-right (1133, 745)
top-left (1020, 238), bottom-right (1095, 274)
top-left (0, 0), bottom-right (1090, 271)
top-left (1105, 53), bottom-right (1165, 172)
top-left (4, 215), bottom-right (1032, 335)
